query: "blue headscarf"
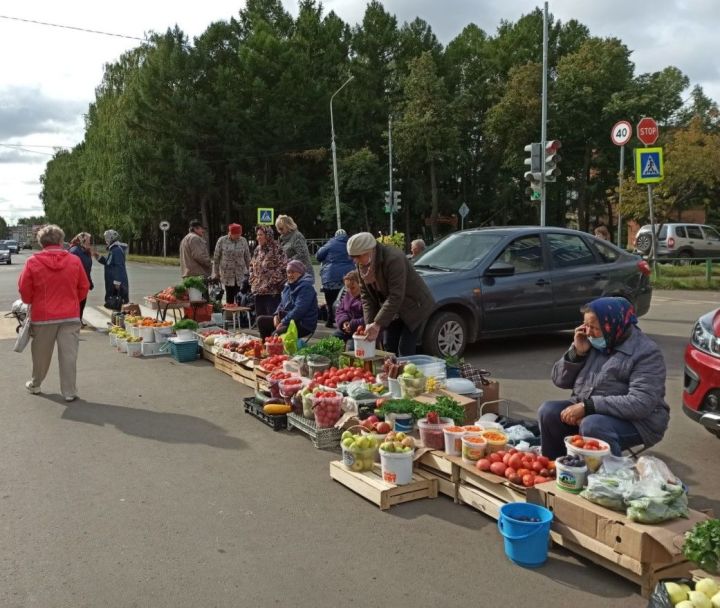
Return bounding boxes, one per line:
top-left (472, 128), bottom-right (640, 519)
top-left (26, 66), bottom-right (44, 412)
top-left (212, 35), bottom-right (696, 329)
top-left (585, 296), bottom-right (637, 353)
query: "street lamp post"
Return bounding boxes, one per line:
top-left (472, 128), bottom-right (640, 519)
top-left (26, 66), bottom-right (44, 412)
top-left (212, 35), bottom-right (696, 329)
top-left (330, 74), bottom-right (354, 231)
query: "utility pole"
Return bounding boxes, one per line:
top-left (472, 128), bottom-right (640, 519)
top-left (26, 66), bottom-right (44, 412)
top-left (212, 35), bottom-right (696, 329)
top-left (540, 1), bottom-right (549, 226)
top-left (330, 75), bottom-right (354, 231)
top-left (388, 115), bottom-right (394, 235)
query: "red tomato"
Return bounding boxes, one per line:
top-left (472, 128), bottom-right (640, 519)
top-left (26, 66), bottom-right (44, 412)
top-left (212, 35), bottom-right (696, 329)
top-left (534, 476), bottom-right (550, 485)
top-left (502, 453), bottom-right (512, 465)
top-left (537, 456), bottom-right (549, 468)
top-left (508, 454), bottom-right (523, 470)
top-left (504, 467), bottom-right (516, 480)
top-left (522, 474), bottom-right (535, 487)
top-left (532, 461), bottom-right (545, 473)
top-left (489, 453), bottom-right (502, 463)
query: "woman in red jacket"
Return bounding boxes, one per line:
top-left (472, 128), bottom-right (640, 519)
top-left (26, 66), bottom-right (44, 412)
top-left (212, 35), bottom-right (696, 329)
top-left (18, 224), bottom-right (90, 402)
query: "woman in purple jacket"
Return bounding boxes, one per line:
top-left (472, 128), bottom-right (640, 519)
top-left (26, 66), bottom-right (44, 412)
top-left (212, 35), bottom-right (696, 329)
top-left (333, 271), bottom-right (364, 345)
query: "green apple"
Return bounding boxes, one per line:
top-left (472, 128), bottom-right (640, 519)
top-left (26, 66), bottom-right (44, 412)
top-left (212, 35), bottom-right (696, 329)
top-left (404, 363), bottom-right (418, 376)
top-left (341, 430), bottom-right (353, 441)
top-left (342, 437), bottom-right (354, 448)
top-left (380, 442), bottom-right (395, 453)
top-left (350, 460), bottom-right (363, 472)
top-left (394, 432), bottom-right (406, 442)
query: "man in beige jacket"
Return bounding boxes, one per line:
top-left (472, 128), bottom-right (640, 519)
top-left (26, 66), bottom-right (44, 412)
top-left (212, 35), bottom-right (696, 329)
top-left (179, 219), bottom-right (212, 278)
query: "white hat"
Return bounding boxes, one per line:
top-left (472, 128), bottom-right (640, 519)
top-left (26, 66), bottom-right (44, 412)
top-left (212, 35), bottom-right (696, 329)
top-left (347, 232), bottom-right (377, 256)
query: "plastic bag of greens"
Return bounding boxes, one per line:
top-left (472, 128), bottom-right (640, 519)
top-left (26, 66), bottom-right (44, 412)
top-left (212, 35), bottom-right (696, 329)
top-left (626, 483), bottom-right (689, 524)
top-left (580, 462), bottom-right (637, 511)
top-left (282, 320), bottom-right (299, 356)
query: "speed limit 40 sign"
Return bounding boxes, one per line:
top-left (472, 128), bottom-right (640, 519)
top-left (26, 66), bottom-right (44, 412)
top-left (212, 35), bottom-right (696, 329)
top-left (611, 121), bottom-right (633, 146)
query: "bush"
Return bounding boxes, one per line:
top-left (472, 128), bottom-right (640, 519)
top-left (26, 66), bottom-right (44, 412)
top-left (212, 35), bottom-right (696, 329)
top-left (378, 232), bottom-right (405, 250)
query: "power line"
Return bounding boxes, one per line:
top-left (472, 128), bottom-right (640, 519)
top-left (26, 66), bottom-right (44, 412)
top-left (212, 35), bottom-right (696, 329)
top-left (0, 14), bottom-right (144, 42)
top-left (0, 143), bottom-right (55, 156)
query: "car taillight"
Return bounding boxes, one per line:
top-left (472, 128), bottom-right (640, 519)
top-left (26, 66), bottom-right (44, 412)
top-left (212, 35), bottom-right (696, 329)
top-left (667, 237), bottom-right (675, 249)
top-left (637, 260), bottom-right (651, 276)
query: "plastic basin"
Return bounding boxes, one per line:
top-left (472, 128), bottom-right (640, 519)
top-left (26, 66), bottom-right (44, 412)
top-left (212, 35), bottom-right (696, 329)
top-left (417, 417), bottom-right (453, 450)
top-left (564, 436), bottom-right (610, 472)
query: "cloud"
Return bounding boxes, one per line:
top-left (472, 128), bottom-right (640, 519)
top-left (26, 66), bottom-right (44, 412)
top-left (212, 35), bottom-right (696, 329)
top-left (0, 85), bottom-right (86, 140)
top-left (0, 146), bottom-right (51, 164)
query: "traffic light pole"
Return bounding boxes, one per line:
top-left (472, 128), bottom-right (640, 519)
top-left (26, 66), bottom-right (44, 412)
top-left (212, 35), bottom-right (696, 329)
top-left (539, 1), bottom-right (549, 226)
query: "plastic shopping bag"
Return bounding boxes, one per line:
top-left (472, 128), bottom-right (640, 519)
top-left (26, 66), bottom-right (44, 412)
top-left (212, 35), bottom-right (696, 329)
top-left (283, 320), bottom-right (299, 356)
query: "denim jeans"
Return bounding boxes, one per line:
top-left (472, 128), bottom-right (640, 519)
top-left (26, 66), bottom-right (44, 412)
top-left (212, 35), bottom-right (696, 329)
top-left (538, 399), bottom-right (643, 459)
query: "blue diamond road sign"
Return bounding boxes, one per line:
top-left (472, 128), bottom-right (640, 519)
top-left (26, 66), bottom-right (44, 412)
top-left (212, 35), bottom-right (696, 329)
top-left (257, 208), bottom-right (274, 225)
top-left (635, 147), bottom-right (664, 184)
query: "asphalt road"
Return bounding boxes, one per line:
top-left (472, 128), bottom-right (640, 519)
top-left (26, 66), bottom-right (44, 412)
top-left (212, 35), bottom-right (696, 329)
top-left (1, 256), bottom-right (718, 607)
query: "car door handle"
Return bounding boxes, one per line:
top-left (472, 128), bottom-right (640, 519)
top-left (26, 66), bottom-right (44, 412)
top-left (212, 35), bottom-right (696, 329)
top-left (535, 279), bottom-right (551, 286)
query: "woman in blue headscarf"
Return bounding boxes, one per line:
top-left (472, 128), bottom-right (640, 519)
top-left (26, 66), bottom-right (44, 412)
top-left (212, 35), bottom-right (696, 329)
top-left (538, 296), bottom-right (669, 457)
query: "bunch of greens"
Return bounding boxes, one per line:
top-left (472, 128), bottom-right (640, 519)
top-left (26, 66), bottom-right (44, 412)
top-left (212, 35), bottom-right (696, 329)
top-left (182, 276), bottom-right (207, 293)
top-left (298, 337), bottom-right (345, 366)
top-left (173, 284), bottom-right (187, 297)
top-left (172, 319), bottom-right (199, 331)
top-left (444, 355), bottom-right (465, 368)
top-left (377, 395), bottom-right (464, 424)
top-left (683, 519), bottom-right (720, 574)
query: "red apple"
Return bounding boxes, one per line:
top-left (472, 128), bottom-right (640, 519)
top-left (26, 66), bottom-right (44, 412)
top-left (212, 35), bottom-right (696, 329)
top-left (375, 421), bottom-right (391, 434)
top-left (367, 415), bottom-right (379, 425)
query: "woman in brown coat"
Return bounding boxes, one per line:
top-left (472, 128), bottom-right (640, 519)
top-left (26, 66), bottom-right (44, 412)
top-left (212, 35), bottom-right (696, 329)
top-left (249, 226), bottom-right (288, 317)
top-left (346, 232), bottom-right (434, 356)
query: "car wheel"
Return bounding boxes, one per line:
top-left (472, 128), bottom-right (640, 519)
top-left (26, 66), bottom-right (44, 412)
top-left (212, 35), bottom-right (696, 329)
top-left (635, 232), bottom-right (652, 254)
top-left (422, 311), bottom-right (467, 357)
top-left (677, 251), bottom-right (692, 266)
top-left (6, 259), bottom-right (11, 265)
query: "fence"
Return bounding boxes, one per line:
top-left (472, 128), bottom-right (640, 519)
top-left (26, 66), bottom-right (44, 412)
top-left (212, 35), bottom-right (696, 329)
top-left (651, 257), bottom-right (719, 287)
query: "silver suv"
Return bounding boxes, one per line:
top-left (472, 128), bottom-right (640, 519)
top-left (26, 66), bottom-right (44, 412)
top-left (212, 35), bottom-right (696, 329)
top-left (635, 223), bottom-right (720, 261)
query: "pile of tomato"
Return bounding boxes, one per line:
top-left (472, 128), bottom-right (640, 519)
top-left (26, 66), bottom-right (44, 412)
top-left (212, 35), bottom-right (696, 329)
top-left (312, 366), bottom-right (376, 388)
top-left (311, 389), bottom-right (343, 428)
top-left (476, 448), bottom-right (556, 487)
top-left (567, 435), bottom-right (606, 451)
top-left (259, 354), bottom-right (289, 372)
top-left (264, 336), bottom-right (284, 356)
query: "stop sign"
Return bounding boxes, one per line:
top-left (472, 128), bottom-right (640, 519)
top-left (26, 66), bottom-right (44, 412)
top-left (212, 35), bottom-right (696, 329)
top-left (637, 117), bottom-right (659, 146)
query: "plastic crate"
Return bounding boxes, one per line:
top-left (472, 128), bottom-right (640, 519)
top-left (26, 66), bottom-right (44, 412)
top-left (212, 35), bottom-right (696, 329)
top-left (243, 397), bottom-right (287, 431)
top-left (169, 339), bottom-right (199, 363)
top-left (286, 413), bottom-right (342, 449)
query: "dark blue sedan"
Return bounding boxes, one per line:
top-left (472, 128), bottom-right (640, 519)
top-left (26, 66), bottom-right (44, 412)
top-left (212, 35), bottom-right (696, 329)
top-left (413, 226), bottom-right (652, 356)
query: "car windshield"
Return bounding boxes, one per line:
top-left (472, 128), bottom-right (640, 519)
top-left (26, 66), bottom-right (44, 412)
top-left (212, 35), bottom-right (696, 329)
top-left (415, 232), bottom-right (503, 270)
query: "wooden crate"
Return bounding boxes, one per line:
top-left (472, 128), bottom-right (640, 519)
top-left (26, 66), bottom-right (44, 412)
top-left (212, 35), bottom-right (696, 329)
top-left (287, 413), bottom-right (342, 449)
top-left (549, 521), bottom-right (693, 598)
top-left (255, 366), bottom-right (270, 395)
top-left (214, 354), bottom-right (257, 389)
top-left (330, 461), bottom-right (438, 510)
top-left (415, 469), bottom-right (456, 500)
top-left (201, 347), bottom-right (216, 364)
top-left (449, 455), bottom-right (527, 504)
top-left (214, 353), bottom-right (236, 376)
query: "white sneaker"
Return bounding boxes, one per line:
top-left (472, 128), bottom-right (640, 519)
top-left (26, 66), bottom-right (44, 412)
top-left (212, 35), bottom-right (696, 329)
top-left (25, 381), bottom-right (40, 395)
top-left (64, 395), bottom-right (77, 402)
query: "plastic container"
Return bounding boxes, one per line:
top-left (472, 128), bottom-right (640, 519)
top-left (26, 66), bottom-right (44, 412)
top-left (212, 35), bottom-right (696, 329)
top-left (398, 375), bottom-right (426, 398)
top-left (462, 435), bottom-right (487, 462)
top-left (379, 448), bottom-right (414, 485)
top-left (116, 338), bottom-right (128, 353)
top-left (307, 355), bottom-right (331, 376)
top-left (109, 333), bottom-right (118, 347)
top-left (341, 438), bottom-right (379, 472)
top-left (126, 341), bottom-right (142, 357)
top-left (139, 327), bottom-right (155, 343)
top-left (391, 413), bottom-right (413, 433)
top-left (398, 355), bottom-right (447, 381)
top-left (353, 334), bottom-right (376, 359)
top-left (417, 417), bottom-right (453, 450)
top-left (497, 502), bottom-right (553, 568)
top-left (128, 325), bottom-right (141, 338)
top-left (462, 425), bottom-right (484, 436)
top-left (265, 341), bottom-right (284, 356)
top-left (387, 377), bottom-right (402, 398)
top-left (168, 338), bottom-right (199, 362)
top-left (555, 457), bottom-right (588, 493)
top-left (175, 329), bottom-right (195, 341)
top-left (279, 376), bottom-right (307, 400)
top-left (482, 429), bottom-right (508, 453)
top-left (443, 426), bottom-right (466, 456)
top-left (564, 436), bottom-right (611, 473)
top-left (153, 327), bottom-right (173, 344)
top-left (311, 391), bottom-right (343, 428)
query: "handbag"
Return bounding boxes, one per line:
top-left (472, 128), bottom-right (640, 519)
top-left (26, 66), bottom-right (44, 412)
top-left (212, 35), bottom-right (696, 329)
top-left (104, 285), bottom-right (124, 311)
top-left (13, 305), bottom-right (31, 353)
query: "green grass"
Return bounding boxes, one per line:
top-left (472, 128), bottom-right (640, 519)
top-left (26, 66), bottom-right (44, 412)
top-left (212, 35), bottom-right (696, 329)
top-left (654, 262), bottom-right (720, 277)
top-left (651, 276), bottom-right (720, 290)
top-left (127, 254), bottom-right (180, 266)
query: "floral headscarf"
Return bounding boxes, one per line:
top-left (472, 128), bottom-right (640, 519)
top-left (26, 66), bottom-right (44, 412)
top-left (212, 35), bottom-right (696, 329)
top-left (585, 296), bottom-right (637, 353)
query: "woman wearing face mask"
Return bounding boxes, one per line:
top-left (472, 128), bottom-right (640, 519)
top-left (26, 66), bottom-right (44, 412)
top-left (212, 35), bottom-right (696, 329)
top-left (538, 296), bottom-right (669, 458)
top-left (92, 229), bottom-right (129, 309)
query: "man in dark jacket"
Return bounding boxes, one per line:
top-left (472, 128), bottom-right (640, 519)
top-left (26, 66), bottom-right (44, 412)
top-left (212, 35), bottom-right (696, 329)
top-left (346, 232), bottom-right (434, 356)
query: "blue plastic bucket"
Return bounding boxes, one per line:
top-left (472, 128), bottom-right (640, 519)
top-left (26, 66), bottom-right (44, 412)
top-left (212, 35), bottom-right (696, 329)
top-left (393, 414), bottom-right (413, 433)
top-left (497, 502), bottom-right (553, 568)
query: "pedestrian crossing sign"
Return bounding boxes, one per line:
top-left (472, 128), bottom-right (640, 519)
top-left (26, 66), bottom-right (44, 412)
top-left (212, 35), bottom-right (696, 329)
top-left (257, 207), bottom-right (274, 225)
top-left (635, 147), bottom-right (664, 184)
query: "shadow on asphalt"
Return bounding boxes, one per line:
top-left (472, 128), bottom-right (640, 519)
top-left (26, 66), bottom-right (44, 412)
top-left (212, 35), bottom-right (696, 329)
top-left (42, 396), bottom-right (245, 450)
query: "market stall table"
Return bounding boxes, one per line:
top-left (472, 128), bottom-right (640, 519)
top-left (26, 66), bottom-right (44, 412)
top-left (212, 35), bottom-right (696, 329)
top-left (223, 304), bottom-right (253, 330)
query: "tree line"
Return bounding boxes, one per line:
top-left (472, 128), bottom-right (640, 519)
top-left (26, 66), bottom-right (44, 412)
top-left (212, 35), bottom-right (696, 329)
top-left (39, 0), bottom-right (720, 254)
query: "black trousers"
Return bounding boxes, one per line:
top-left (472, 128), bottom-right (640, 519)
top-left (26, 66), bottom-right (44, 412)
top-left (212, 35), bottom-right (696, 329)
top-left (257, 316), bottom-right (313, 341)
top-left (384, 318), bottom-right (419, 356)
top-left (254, 294), bottom-right (281, 317)
top-left (224, 284), bottom-right (241, 307)
top-left (322, 288), bottom-right (341, 325)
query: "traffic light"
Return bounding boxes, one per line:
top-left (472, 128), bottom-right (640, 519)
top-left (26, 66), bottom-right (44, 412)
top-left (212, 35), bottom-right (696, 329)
top-left (544, 140), bottom-right (561, 182)
top-left (393, 191), bottom-right (401, 211)
top-left (384, 191), bottom-right (401, 213)
top-left (524, 143), bottom-right (542, 202)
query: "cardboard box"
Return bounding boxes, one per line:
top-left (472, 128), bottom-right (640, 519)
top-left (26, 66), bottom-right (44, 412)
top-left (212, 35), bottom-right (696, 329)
top-left (416, 389), bottom-right (477, 424)
top-left (528, 483), bottom-right (709, 564)
top-left (339, 350), bottom-right (394, 374)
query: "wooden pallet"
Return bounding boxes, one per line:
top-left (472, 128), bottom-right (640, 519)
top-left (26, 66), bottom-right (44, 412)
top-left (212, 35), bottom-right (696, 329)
top-left (416, 451), bottom-right (459, 500)
top-left (549, 521), bottom-right (693, 598)
top-left (287, 413), bottom-right (342, 449)
top-left (201, 347), bottom-right (216, 364)
top-left (330, 461), bottom-right (438, 510)
top-left (255, 366), bottom-right (270, 395)
top-left (213, 354), bottom-right (256, 388)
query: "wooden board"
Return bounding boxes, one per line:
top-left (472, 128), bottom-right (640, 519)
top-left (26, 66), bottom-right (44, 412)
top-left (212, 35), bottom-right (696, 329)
top-left (417, 450), bottom-right (459, 481)
top-left (213, 354), bottom-right (257, 388)
top-left (330, 461), bottom-right (438, 510)
top-left (201, 347), bottom-right (216, 364)
top-left (415, 469), bottom-right (456, 500)
top-left (447, 454), bottom-right (528, 503)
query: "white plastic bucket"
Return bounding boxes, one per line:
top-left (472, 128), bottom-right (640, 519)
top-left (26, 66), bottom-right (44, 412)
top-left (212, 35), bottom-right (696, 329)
top-left (380, 449), bottom-right (414, 485)
top-left (116, 338), bottom-right (128, 353)
top-left (462, 436), bottom-right (487, 463)
top-left (126, 341), bottom-right (142, 358)
top-left (109, 333), bottom-right (118, 347)
top-left (128, 325), bottom-right (141, 338)
top-left (176, 329), bottom-right (195, 341)
top-left (387, 377), bottom-right (402, 398)
top-left (153, 327), bottom-right (172, 343)
top-left (353, 335), bottom-right (376, 359)
top-left (555, 458), bottom-right (588, 493)
top-left (139, 327), bottom-right (155, 343)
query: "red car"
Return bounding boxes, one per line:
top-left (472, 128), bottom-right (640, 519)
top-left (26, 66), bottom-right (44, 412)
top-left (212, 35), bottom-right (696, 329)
top-left (683, 308), bottom-right (720, 437)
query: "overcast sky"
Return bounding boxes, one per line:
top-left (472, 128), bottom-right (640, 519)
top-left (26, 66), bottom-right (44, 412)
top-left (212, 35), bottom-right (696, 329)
top-left (1, 0), bottom-right (718, 224)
